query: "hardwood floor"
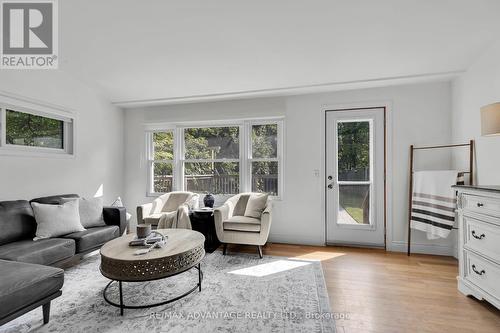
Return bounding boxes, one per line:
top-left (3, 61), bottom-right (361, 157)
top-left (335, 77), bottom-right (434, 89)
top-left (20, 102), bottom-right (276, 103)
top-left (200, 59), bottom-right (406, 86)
top-left (226, 243), bottom-right (500, 333)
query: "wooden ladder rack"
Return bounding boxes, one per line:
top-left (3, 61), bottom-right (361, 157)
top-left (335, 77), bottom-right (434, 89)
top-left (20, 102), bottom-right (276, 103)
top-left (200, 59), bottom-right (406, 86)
top-left (407, 140), bottom-right (474, 256)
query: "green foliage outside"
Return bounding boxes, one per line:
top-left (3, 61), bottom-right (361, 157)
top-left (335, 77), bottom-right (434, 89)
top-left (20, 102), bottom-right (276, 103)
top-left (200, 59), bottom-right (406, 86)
top-left (337, 121), bottom-right (369, 179)
top-left (153, 124), bottom-right (279, 194)
top-left (337, 122), bottom-right (370, 223)
top-left (6, 110), bottom-right (63, 149)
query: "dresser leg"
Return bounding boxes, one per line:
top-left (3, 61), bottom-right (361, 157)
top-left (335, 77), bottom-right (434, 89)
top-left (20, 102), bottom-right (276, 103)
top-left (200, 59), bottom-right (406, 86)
top-left (223, 243), bottom-right (227, 255)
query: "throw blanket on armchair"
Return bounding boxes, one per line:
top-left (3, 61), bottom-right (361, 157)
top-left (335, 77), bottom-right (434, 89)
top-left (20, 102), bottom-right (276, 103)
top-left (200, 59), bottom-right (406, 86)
top-left (410, 170), bottom-right (459, 240)
top-left (158, 205), bottom-right (192, 229)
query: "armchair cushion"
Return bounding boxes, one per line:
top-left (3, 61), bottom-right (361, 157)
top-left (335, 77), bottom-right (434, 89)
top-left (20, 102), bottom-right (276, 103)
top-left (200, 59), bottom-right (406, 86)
top-left (233, 195), bottom-right (250, 216)
top-left (162, 192), bottom-right (192, 212)
top-left (143, 213), bottom-right (167, 225)
top-left (223, 216), bottom-right (261, 232)
top-left (244, 193), bottom-right (269, 218)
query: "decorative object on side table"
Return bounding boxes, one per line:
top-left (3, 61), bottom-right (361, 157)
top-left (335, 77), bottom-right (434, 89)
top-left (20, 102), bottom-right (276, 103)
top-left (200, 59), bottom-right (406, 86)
top-left (203, 193), bottom-right (215, 208)
top-left (190, 208), bottom-right (220, 253)
top-left (136, 224), bottom-right (151, 238)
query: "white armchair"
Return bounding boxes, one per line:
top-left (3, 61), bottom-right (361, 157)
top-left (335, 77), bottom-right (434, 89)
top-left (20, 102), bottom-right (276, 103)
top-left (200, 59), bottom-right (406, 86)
top-left (136, 191), bottom-right (198, 229)
top-left (214, 193), bottom-right (272, 258)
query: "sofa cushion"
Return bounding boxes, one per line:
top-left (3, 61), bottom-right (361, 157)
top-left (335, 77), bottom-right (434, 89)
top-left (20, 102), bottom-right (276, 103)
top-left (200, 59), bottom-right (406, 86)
top-left (223, 216), bottom-right (261, 232)
top-left (31, 200), bottom-right (85, 240)
top-left (63, 225), bottom-right (119, 253)
top-left (0, 259), bottom-right (64, 319)
top-left (62, 197), bottom-right (106, 228)
top-left (0, 238), bottom-right (75, 265)
top-left (30, 194), bottom-right (79, 205)
top-left (0, 200), bottom-right (36, 246)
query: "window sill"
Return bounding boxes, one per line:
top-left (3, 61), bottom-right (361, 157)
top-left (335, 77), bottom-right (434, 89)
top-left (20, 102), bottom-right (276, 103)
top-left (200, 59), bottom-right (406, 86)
top-left (0, 147), bottom-right (74, 159)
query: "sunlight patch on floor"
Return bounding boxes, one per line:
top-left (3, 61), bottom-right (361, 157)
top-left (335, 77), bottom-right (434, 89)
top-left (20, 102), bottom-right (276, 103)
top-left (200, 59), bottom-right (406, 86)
top-left (291, 251), bottom-right (346, 261)
top-left (228, 260), bottom-right (311, 277)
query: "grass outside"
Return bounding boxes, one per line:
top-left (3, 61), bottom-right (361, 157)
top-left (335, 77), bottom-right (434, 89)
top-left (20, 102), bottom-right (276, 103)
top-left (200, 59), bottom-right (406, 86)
top-left (344, 207), bottom-right (364, 224)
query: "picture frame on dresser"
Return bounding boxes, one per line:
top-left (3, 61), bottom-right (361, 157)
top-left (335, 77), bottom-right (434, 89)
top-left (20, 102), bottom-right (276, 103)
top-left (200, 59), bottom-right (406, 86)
top-left (454, 185), bottom-right (500, 310)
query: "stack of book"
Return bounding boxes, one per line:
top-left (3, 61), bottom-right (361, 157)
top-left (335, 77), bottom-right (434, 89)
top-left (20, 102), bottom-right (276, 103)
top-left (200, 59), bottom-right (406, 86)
top-left (129, 234), bottom-right (165, 246)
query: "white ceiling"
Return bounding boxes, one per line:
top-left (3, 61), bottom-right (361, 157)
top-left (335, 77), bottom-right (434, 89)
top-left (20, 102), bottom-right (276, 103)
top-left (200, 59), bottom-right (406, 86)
top-left (60, 0), bottom-right (500, 106)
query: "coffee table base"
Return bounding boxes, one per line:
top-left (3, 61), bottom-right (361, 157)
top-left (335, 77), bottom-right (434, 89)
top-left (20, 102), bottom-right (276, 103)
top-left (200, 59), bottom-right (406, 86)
top-left (103, 263), bottom-right (203, 315)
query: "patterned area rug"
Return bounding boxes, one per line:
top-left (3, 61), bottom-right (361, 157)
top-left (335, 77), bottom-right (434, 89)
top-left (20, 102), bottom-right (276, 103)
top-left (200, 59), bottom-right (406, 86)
top-left (1, 251), bottom-right (335, 333)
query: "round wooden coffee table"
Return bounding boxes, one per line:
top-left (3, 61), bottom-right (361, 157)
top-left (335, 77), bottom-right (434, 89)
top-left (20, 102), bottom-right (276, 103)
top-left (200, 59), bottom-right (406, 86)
top-left (100, 229), bottom-right (205, 315)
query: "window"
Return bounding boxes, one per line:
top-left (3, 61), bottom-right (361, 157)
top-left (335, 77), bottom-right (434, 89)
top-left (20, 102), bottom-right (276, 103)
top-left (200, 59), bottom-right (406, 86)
top-left (146, 119), bottom-right (283, 197)
top-left (0, 103), bottom-right (74, 156)
top-left (250, 124), bottom-right (279, 196)
top-left (6, 109), bottom-right (64, 149)
top-left (148, 131), bottom-right (175, 193)
top-left (184, 126), bottom-right (240, 194)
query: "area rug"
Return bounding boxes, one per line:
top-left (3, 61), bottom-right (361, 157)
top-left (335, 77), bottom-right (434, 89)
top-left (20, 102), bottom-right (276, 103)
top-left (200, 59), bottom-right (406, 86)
top-left (1, 251), bottom-right (335, 333)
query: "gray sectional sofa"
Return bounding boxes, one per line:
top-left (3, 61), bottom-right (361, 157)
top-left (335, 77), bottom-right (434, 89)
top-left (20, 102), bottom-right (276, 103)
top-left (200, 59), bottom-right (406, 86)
top-left (0, 194), bottom-right (127, 326)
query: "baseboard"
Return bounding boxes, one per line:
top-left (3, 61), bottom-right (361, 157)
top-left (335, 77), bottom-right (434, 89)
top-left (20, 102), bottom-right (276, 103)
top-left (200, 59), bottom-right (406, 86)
top-left (268, 234), bottom-right (325, 247)
top-left (388, 240), bottom-right (455, 256)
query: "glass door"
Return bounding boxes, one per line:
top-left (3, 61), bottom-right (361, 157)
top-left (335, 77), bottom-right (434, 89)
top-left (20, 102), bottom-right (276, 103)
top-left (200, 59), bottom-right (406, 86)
top-left (326, 108), bottom-right (385, 247)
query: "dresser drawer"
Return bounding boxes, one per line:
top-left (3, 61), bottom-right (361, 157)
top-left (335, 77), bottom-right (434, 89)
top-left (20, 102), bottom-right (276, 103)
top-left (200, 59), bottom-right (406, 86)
top-left (464, 216), bottom-right (500, 262)
top-left (462, 194), bottom-right (500, 218)
top-left (464, 251), bottom-right (500, 298)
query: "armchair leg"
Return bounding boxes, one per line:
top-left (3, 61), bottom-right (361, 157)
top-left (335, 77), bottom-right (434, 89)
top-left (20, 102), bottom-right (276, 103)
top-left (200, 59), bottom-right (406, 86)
top-left (257, 245), bottom-right (263, 259)
top-left (42, 302), bottom-right (51, 324)
top-left (223, 243), bottom-right (228, 255)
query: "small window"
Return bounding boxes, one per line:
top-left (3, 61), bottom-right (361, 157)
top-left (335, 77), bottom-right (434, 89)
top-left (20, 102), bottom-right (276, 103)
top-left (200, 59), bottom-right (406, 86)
top-left (6, 109), bottom-right (64, 149)
top-left (0, 104), bottom-right (74, 156)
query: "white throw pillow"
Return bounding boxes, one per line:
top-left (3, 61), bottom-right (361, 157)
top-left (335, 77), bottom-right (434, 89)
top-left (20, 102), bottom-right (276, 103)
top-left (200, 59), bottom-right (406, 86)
top-left (111, 197), bottom-right (124, 207)
top-left (244, 193), bottom-right (269, 218)
top-left (31, 200), bottom-right (85, 240)
top-left (63, 197), bottom-right (106, 228)
top-left (111, 196), bottom-right (132, 221)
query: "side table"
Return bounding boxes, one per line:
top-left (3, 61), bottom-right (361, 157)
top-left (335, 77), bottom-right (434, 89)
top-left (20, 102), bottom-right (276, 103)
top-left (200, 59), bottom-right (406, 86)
top-left (190, 209), bottom-right (220, 253)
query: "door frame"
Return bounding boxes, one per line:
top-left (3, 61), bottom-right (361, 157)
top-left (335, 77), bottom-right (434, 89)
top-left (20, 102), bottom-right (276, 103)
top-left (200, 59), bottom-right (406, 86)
top-left (321, 101), bottom-right (393, 250)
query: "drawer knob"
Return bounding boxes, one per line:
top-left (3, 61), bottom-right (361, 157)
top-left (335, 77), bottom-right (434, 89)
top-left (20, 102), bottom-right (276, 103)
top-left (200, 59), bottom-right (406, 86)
top-left (476, 202), bottom-right (484, 207)
top-left (471, 230), bottom-right (486, 240)
top-left (472, 264), bottom-right (486, 276)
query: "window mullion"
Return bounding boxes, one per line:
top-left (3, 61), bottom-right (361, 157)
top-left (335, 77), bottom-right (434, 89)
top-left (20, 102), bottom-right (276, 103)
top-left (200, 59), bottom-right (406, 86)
top-left (175, 127), bottom-right (184, 191)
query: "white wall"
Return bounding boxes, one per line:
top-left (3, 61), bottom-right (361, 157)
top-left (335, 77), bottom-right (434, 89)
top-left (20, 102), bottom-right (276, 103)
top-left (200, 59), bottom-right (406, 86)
top-left (124, 81), bottom-right (454, 254)
top-left (452, 39), bottom-right (500, 185)
top-left (0, 70), bottom-right (124, 203)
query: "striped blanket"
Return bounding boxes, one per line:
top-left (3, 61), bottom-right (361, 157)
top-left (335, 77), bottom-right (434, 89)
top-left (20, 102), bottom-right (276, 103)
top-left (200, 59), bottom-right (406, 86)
top-left (410, 170), bottom-right (460, 239)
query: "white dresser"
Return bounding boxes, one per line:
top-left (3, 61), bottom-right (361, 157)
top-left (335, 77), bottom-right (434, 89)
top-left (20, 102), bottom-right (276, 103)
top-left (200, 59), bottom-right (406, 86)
top-left (454, 185), bottom-right (500, 309)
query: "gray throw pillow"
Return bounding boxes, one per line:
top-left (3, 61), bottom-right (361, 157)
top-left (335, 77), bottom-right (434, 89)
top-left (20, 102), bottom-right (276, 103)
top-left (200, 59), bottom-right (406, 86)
top-left (31, 200), bottom-right (85, 240)
top-left (244, 193), bottom-right (269, 218)
top-left (233, 194), bottom-right (250, 216)
top-left (63, 197), bottom-right (106, 228)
